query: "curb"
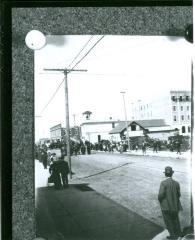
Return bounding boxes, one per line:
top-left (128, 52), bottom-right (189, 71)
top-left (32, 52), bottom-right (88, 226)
top-left (96, 150), bottom-right (190, 159)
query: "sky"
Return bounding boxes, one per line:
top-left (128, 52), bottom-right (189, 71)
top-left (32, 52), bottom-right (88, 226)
top-left (34, 35), bottom-right (192, 142)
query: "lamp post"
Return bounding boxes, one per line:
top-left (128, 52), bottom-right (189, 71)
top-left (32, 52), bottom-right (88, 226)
top-left (120, 91), bottom-right (131, 151)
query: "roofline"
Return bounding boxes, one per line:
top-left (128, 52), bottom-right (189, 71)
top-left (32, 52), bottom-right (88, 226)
top-left (109, 120), bottom-right (171, 134)
top-left (80, 120), bottom-right (121, 126)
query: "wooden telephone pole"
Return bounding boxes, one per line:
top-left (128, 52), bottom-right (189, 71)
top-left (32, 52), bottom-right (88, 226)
top-left (120, 91), bottom-right (131, 151)
top-left (44, 68), bottom-right (87, 178)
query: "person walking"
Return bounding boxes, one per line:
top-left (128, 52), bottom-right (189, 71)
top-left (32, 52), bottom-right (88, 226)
top-left (57, 158), bottom-right (70, 188)
top-left (41, 149), bottom-right (48, 169)
top-left (135, 145), bottom-right (139, 152)
top-left (49, 157), bottom-right (61, 190)
top-left (176, 141), bottom-right (181, 155)
top-left (142, 142), bottom-right (146, 155)
top-left (158, 166), bottom-right (183, 239)
top-left (81, 143), bottom-right (86, 155)
top-left (153, 140), bottom-right (158, 153)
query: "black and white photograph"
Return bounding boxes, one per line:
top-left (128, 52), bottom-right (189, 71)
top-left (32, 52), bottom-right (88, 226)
top-left (34, 35), bottom-right (193, 240)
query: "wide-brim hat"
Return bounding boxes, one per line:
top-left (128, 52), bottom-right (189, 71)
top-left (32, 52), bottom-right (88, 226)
top-left (164, 166), bottom-right (174, 174)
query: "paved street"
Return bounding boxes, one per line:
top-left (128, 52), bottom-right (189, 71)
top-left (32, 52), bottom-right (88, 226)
top-left (69, 152), bottom-right (192, 228)
top-left (35, 151), bottom-right (192, 239)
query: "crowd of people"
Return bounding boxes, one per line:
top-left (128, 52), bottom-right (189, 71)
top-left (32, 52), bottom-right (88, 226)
top-left (35, 135), bottom-right (190, 168)
top-left (34, 136), bottom-right (193, 239)
top-left (35, 139), bottom-right (94, 189)
top-left (35, 140), bottom-right (191, 239)
top-left (34, 133), bottom-right (190, 191)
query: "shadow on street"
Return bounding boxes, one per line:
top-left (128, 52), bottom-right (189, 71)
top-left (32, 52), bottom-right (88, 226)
top-left (36, 184), bottom-right (163, 240)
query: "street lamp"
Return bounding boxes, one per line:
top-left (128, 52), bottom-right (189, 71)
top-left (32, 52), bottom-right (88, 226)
top-left (120, 91), bottom-right (131, 151)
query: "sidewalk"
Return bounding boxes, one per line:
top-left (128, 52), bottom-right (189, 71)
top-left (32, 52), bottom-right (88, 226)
top-left (36, 184), bottom-right (163, 240)
top-left (99, 150), bottom-right (191, 159)
top-left (35, 154), bottom-right (192, 240)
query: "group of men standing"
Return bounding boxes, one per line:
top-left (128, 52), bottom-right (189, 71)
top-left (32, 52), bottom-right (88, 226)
top-left (48, 154), bottom-right (70, 190)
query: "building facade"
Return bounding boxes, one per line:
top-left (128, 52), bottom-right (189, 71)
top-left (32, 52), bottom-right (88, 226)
top-left (80, 121), bottom-right (119, 143)
top-left (50, 124), bottom-right (65, 141)
top-left (38, 138), bottom-right (51, 147)
top-left (109, 119), bottom-right (176, 147)
top-left (130, 90), bottom-right (191, 136)
top-left (50, 124), bottom-right (81, 142)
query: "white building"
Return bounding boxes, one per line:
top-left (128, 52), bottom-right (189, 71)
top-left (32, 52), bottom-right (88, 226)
top-left (80, 120), bottom-right (120, 143)
top-left (109, 119), bottom-right (175, 143)
top-left (130, 90), bottom-right (191, 136)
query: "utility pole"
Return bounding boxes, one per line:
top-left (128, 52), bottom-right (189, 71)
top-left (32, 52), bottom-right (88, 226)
top-left (73, 114), bottom-right (76, 126)
top-left (120, 91), bottom-right (131, 151)
top-left (44, 68), bottom-right (87, 178)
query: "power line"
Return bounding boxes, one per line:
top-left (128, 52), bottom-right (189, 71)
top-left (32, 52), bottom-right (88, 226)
top-left (41, 76), bottom-right (65, 114)
top-left (67, 36), bottom-right (94, 69)
top-left (70, 35), bottom-right (105, 70)
top-left (39, 36), bottom-right (94, 74)
top-left (40, 35), bottom-right (105, 114)
top-left (39, 36), bottom-right (94, 75)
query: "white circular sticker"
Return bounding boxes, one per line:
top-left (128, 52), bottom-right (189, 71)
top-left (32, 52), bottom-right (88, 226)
top-left (25, 30), bottom-right (46, 50)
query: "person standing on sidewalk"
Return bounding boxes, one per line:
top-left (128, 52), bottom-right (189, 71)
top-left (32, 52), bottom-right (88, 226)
top-left (142, 142), bottom-right (146, 155)
top-left (176, 141), bottom-right (181, 155)
top-left (56, 157), bottom-right (70, 188)
top-left (41, 149), bottom-right (48, 169)
top-left (158, 166), bottom-right (183, 240)
top-left (49, 156), bottom-right (61, 189)
top-left (153, 140), bottom-right (158, 153)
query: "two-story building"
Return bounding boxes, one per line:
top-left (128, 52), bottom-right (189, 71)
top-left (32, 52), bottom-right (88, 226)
top-left (50, 123), bottom-right (81, 142)
top-left (50, 124), bottom-right (65, 141)
top-left (80, 120), bottom-right (120, 143)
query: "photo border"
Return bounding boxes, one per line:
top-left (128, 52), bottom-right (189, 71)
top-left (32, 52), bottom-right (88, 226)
top-left (1, 1), bottom-right (193, 239)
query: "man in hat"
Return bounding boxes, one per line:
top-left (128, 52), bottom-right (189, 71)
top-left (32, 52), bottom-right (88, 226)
top-left (49, 155), bottom-right (61, 189)
top-left (158, 166), bottom-right (183, 239)
top-left (56, 157), bottom-right (70, 188)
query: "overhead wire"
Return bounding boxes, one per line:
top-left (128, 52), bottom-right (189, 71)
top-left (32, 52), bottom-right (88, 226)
top-left (51, 36), bottom-right (94, 69)
top-left (66, 36), bottom-right (94, 69)
top-left (41, 76), bottom-right (65, 114)
top-left (40, 35), bottom-right (105, 114)
top-left (70, 35), bottom-right (105, 70)
top-left (40, 37), bottom-right (93, 114)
